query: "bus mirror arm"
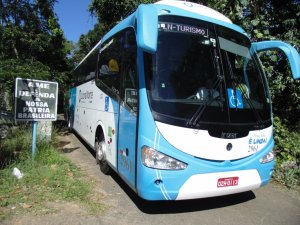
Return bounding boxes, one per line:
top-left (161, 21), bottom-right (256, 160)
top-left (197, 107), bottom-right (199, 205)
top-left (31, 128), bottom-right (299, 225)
top-left (136, 4), bottom-right (158, 53)
top-left (252, 41), bottom-right (300, 80)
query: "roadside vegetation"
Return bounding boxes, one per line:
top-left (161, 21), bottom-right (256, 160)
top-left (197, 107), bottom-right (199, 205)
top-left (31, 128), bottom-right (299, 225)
top-left (0, 1), bottom-right (299, 216)
top-left (273, 117), bottom-right (300, 187)
top-left (0, 126), bottom-right (105, 221)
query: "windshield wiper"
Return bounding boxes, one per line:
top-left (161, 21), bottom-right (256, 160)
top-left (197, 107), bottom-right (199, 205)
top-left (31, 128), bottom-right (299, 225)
top-left (186, 75), bottom-right (224, 128)
top-left (186, 48), bottom-right (225, 128)
top-left (224, 52), bottom-right (264, 128)
top-left (232, 80), bottom-right (264, 128)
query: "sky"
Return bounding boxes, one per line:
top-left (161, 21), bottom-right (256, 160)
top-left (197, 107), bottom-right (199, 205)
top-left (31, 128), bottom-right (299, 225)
top-left (54, 0), bottom-right (97, 43)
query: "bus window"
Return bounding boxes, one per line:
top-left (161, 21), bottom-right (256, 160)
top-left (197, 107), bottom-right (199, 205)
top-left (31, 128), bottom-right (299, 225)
top-left (74, 48), bottom-right (98, 85)
top-left (98, 35), bottom-right (122, 98)
top-left (121, 29), bottom-right (138, 113)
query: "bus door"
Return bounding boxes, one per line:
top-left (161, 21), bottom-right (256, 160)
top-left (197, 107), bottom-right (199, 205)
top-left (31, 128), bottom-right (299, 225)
top-left (117, 29), bottom-right (138, 188)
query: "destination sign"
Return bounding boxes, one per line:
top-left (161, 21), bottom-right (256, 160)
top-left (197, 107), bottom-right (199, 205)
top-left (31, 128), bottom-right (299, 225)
top-left (159, 22), bottom-right (208, 37)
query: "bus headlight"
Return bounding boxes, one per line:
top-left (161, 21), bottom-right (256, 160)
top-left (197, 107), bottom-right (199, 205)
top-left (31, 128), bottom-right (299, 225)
top-left (260, 150), bottom-right (275, 164)
top-left (141, 146), bottom-right (187, 170)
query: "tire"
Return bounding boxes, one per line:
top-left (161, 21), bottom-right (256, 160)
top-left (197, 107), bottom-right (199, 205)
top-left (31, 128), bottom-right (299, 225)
top-left (100, 160), bottom-right (111, 175)
top-left (95, 133), bottom-right (111, 175)
top-left (67, 118), bottom-right (72, 132)
top-left (67, 108), bottom-right (74, 132)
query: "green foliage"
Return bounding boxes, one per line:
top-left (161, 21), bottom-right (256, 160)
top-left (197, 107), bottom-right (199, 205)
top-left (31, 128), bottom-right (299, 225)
top-left (0, 58), bottom-right (52, 110)
top-left (89, 0), bottom-right (153, 31)
top-left (0, 0), bottom-right (72, 104)
top-left (266, 62), bottom-right (300, 126)
top-left (0, 58), bottom-right (51, 81)
top-left (204, 0), bottom-right (248, 25)
top-left (71, 23), bottom-right (106, 66)
top-left (0, 127), bottom-right (104, 220)
top-left (273, 117), bottom-right (300, 187)
top-left (72, 0), bottom-right (155, 65)
top-left (0, 126), bottom-right (31, 168)
top-left (0, 0), bottom-right (68, 66)
top-left (0, 150), bottom-right (91, 219)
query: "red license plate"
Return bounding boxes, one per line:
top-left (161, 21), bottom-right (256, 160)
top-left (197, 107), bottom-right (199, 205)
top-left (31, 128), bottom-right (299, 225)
top-left (217, 177), bottom-right (239, 188)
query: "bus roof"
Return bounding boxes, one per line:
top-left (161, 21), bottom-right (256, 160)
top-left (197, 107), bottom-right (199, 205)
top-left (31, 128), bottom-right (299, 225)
top-left (155, 0), bottom-right (233, 24)
top-left (76, 1), bottom-right (248, 69)
top-left (101, 0), bottom-right (246, 44)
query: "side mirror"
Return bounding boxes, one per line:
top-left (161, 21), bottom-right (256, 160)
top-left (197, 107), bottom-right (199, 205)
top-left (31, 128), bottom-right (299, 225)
top-left (252, 41), bottom-right (300, 80)
top-left (136, 4), bottom-right (158, 53)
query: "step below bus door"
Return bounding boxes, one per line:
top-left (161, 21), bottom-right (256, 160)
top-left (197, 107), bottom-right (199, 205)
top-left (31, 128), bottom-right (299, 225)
top-left (117, 97), bottom-right (138, 189)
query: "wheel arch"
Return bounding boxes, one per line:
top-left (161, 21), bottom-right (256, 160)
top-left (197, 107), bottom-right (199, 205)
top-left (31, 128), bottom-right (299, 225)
top-left (94, 120), bottom-right (112, 174)
top-left (95, 121), bottom-right (106, 148)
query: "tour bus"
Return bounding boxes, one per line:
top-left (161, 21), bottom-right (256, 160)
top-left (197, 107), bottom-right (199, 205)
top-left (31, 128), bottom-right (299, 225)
top-left (68, 0), bottom-right (300, 200)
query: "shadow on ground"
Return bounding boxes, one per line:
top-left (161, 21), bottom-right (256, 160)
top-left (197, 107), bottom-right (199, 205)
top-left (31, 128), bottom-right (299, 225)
top-left (109, 169), bottom-right (256, 214)
top-left (75, 135), bottom-right (256, 214)
top-left (58, 117), bottom-right (256, 214)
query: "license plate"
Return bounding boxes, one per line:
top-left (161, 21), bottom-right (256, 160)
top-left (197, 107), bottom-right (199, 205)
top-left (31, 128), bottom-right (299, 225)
top-left (217, 177), bottom-right (239, 188)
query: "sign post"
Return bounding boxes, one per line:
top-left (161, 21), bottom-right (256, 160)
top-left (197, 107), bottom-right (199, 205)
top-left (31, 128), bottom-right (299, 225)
top-left (14, 78), bottom-right (58, 159)
top-left (32, 121), bottom-right (38, 158)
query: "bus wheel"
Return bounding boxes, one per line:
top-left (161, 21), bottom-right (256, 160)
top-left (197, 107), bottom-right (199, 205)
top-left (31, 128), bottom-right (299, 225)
top-left (67, 118), bottom-right (72, 132)
top-left (100, 160), bottom-right (111, 175)
top-left (95, 134), bottom-right (111, 175)
top-left (67, 112), bottom-right (73, 132)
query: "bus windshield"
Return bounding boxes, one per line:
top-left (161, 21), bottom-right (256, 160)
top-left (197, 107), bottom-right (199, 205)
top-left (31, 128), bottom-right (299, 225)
top-left (145, 16), bottom-right (271, 129)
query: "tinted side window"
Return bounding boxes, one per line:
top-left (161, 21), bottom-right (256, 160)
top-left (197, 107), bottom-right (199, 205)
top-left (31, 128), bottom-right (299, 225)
top-left (121, 29), bottom-right (138, 113)
top-left (73, 48), bottom-right (98, 85)
top-left (98, 34), bottom-right (122, 100)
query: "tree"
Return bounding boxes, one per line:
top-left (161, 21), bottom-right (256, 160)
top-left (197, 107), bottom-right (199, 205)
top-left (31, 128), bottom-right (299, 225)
top-left (89, 0), bottom-right (153, 33)
top-left (0, 0), bottom-right (71, 112)
top-left (0, 0), bottom-right (69, 71)
top-left (71, 23), bottom-right (106, 66)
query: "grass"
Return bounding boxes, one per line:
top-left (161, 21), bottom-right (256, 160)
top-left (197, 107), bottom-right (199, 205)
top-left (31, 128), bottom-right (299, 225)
top-left (1, 120), bottom-right (298, 221)
top-left (0, 126), bottom-right (105, 221)
top-left (272, 117), bottom-right (300, 188)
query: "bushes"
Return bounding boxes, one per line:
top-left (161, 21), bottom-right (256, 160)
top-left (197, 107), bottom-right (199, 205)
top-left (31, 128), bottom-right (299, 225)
top-left (273, 117), bottom-right (300, 187)
top-left (0, 127), bottom-right (32, 169)
top-left (0, 126), bottom-right (100, 220)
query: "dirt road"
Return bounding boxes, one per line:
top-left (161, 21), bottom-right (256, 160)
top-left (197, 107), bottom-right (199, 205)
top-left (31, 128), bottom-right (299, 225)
top-left (5, 131), bottom-right (300, 225)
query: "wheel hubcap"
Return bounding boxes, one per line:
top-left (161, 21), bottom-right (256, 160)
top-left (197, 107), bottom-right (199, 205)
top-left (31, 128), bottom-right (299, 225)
top-left (96, 141), bottom-right (105, 161)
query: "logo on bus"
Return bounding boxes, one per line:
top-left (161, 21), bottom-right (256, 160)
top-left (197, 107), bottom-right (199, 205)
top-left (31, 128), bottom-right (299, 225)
top-left (79, 90), bottom-right (93, 103)
top-left (105, 96), bottom-right (109, 111)
top-left (159, 22), bottom-right (208, 37)
top-left (248, 135), bottom-right (268, 153)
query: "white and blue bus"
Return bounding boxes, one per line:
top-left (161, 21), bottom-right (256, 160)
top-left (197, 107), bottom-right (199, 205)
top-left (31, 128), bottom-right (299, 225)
top-left (68, 0), bottom-right (300, 200)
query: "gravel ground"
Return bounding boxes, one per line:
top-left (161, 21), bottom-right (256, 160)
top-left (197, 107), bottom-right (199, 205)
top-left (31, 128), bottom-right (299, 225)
top-left (3, 129), bottom-right (300, 225)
